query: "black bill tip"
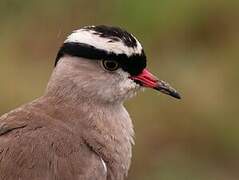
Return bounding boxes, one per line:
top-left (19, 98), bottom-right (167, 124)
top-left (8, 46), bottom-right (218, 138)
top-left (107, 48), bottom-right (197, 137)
top-left (169, 91), bottom-right (181, 99)
top-left (154, 80), bottom-right (181, 100)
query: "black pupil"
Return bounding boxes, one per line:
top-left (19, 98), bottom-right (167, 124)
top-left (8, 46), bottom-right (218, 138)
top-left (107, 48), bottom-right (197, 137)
top-left (105, 61), bottom-right (117, 70)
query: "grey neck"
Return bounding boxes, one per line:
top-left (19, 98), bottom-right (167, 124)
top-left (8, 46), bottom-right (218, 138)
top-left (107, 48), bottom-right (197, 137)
top-left (42, 58), bottom-right (134, 179)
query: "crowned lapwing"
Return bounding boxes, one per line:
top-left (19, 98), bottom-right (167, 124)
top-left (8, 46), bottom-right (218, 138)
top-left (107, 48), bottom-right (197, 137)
top-left (0, 25), bottom-right (180, 180)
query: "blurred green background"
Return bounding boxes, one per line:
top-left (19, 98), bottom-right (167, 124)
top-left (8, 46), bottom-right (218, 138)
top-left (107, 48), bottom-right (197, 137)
top-left (0, 0), bottom-right (239, 179)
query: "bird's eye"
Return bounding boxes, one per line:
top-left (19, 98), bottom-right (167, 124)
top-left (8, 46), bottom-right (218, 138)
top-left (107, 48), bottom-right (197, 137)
top-left (101, 60), bottom-right (119, 72)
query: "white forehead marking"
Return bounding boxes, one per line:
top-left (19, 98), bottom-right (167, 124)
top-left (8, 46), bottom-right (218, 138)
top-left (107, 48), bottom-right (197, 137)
top-left (64, 28), bottom-right (143, 57)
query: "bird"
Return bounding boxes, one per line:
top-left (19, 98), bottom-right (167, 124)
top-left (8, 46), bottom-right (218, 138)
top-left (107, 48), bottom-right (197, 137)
top-left (0, 25), bottom-right (180, 180)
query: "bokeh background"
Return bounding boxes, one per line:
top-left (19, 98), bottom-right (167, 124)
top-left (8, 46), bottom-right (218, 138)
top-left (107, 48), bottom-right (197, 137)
top-left (0, 0), bottom-right (239, 179)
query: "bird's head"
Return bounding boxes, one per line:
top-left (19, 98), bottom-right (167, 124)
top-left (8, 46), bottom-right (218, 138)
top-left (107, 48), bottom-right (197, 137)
top-left (52, 25), bottom-right (180, 103)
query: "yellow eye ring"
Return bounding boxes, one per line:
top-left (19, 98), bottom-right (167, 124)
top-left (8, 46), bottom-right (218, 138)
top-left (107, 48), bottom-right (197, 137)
top-left (101, 60), bottom-right (119, 72)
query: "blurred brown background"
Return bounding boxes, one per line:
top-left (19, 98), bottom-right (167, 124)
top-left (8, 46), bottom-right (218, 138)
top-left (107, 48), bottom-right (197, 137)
top-left (0, 0), bottom-right (239, 179)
